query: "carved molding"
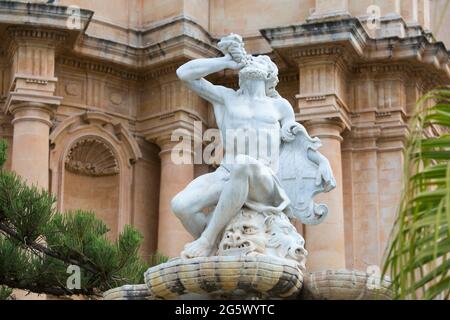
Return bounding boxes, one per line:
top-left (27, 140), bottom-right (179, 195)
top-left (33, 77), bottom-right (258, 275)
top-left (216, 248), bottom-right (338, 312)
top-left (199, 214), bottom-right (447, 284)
top-left (56, 56), bottom-right (140, 81)
top-left (50, 112), bottom-right (142, 166)
top-left (353, 63), bottom-right (411, 75)
top-left (7, 26), bottom-right (68, 43)
top-left (143, 62), bottom-right (184, 81)
top-left (287, 46), bottom-right (345, 59)
top-left (65, 138), bottom-right (119, 176)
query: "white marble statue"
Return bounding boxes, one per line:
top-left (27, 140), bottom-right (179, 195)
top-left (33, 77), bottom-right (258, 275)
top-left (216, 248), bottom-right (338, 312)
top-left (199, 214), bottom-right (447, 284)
top-left (173, 33), bottom-right (336, 260)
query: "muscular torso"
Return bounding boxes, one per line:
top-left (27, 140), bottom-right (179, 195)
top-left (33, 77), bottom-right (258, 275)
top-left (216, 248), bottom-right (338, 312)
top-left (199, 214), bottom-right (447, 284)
top-left (212, 93), bottom-right (283, 167)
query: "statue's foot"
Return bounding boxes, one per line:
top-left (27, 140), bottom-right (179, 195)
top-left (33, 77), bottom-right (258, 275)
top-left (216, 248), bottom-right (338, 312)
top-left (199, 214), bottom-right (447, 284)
top-left (181, 237), bottom-right (213, 259)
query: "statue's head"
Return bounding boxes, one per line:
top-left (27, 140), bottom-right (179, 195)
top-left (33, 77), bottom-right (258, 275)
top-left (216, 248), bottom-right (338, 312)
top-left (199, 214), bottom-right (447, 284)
top-left (239, 55), bottom-right (280, 97)
top-left (218, 33), bottom-right (280, 98)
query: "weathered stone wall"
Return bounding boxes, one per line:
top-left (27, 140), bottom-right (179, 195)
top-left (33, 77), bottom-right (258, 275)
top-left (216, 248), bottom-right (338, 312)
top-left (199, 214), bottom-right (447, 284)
top-left (0, 0), bottom-right (449, 271)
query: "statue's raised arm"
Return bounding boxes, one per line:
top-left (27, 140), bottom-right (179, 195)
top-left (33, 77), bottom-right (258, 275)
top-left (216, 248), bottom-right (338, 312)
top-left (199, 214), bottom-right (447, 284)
top-left (176, 34), bottom-right (247, 105)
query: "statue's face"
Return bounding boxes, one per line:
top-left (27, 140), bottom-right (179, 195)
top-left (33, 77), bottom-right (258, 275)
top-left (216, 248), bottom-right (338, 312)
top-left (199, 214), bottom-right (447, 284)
top-left (218, 211), bottom-right (267, 256)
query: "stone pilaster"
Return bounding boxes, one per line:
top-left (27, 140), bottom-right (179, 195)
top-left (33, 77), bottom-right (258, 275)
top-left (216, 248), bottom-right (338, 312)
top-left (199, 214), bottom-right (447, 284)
top-left (304, 118), bottom-right (347, 271)
top-left (9, 102), bottom-right (55, 188)
top-left (342, 63), bottom-right (410, 269)
top-left (153, 133), bottom-right (195, 258)
top-left (294, 46), bottom-right (352, 130)
top-left (5, 27), bottom-right (65, 189)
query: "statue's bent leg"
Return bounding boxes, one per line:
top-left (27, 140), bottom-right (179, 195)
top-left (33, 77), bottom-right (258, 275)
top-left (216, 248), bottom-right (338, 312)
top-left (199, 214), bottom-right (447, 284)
top-left (171, 168), bottom-right (227, 238)
top-left (181, 155), bottom-right (275, 258)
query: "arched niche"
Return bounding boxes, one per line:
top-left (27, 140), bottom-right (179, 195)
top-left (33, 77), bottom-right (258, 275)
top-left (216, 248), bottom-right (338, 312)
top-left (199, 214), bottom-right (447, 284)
top-left (63, 137), bottom-right (121, 239)
top-left (49, 112), bottom-right (142, 238)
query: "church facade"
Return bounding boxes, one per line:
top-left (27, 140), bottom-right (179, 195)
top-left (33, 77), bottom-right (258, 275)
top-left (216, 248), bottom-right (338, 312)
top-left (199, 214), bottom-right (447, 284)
top-left (0, 0), bottom-right (449, 274)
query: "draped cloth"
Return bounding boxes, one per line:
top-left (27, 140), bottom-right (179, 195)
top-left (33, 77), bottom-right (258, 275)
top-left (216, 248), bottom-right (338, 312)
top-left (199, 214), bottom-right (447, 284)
top-left (220, 159), bottom-right (291, 215)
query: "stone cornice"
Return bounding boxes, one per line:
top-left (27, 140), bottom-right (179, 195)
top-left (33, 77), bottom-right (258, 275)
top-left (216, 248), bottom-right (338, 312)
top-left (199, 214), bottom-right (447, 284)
top-left (0, 4), bottom-right (220, 71)
top-left (261, 18), bottom-right (368, 59)
top-left (58, 34), bottom-right (220, 80)
top-left (0, 2), bottom-right (93, 51)
top-left (56, 55), bottom-right (140, 81)
top-left (73, 17), bottom-right (221, 70)
top-left (0, 2), bottom-right (93, 30)
top-left (261, 17), bottom-right (450, 83)
top-left (7, 26), bottom-right (68, 43)
top-left (141, 15), bottom-right (215, 46)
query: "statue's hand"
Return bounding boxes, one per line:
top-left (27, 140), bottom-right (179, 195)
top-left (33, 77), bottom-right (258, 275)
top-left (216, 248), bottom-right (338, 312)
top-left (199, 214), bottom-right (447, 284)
top-left (218, 33), bottom-right (249, 65)
top-left (223, 53), bottom-right (246, 70)
top-left (228, 43), bottom-right (247, 64)
top-left (281, 122), bottom-right (311, 142)
top-left (281, 122), bottom-right (297, 142)
top-left (316, 158), bottom-right (336, 192)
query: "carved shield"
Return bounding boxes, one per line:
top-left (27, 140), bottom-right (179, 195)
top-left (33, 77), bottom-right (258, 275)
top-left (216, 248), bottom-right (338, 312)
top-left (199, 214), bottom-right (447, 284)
top-left (277, 133), bottom-right (333, 225)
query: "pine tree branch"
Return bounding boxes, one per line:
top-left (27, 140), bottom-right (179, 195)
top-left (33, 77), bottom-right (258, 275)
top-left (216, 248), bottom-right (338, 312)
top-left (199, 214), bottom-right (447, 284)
top-left (0, 223), bottom-right (100, 275)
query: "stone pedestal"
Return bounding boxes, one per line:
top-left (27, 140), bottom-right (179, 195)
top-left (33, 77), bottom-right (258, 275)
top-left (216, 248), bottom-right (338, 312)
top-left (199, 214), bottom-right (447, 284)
top-left (10, 102), bottom-right (54, 189)
top-left (304, 119), bottom-right (346, 271)
top-left (5, 27), bottom-right (65, 189)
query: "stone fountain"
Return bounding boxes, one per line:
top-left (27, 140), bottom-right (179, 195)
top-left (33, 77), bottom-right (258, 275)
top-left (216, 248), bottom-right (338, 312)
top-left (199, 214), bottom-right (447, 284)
top-left (104, 34), bottom-right (391, 300)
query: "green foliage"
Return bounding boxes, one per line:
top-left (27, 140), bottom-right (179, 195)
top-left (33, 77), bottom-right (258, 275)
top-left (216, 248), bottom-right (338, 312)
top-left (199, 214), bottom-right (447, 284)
top-left (0, 171), bottom-right (55, 242)
top-left (0, 140), bottom-right (7, 169)
top-left (0, 140), bottom-right (154, 297)
top-left (383, 88), bottom-right (450, 300)
top-left (0, 285), bottom-right (12, 300)
top-left (149, 252), bottom-right (169, 267)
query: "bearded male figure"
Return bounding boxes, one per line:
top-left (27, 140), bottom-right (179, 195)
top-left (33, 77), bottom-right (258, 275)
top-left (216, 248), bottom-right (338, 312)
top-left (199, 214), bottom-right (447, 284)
top-left (172, 34), bottom-right (335, 259)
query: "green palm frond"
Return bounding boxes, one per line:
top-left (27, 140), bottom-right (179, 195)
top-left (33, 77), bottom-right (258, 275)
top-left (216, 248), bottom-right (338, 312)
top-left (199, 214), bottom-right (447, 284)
top-left (383, 88), bottom-right (450, 300)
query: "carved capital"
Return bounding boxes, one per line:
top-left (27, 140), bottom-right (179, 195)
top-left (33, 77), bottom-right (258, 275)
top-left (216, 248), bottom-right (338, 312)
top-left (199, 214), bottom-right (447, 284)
top-left (141, 110), bottom-right (204, 144)
top-left (296, 93), bottom-right (351, 131)
top-left (5, 91), bottom-right (61, 119)
top-left (8, 101), bottom-right (56, 127)
top-left (304, 118), bottom-right (346, 142)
